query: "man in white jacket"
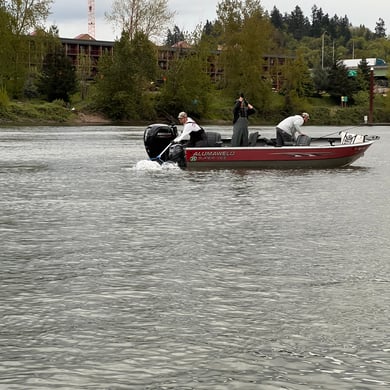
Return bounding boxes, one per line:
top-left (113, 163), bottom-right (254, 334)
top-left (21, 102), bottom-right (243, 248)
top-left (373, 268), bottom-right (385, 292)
top-left (275, 112), bottom-right (310, 146)
top-left (174, 112), bottom-right (208, 147)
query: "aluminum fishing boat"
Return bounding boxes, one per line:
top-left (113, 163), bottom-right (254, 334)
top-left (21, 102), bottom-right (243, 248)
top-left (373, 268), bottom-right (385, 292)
top-left (143, 124), bottom-right (379, 170)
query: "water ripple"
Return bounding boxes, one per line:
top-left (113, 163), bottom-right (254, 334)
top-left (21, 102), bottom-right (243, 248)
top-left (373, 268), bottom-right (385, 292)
top-left (1, 126), bottom-right (389, 389)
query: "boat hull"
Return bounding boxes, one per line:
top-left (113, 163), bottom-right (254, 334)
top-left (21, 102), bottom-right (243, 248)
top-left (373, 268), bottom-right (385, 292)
top-left (184, 142), bottom-right (374, 170)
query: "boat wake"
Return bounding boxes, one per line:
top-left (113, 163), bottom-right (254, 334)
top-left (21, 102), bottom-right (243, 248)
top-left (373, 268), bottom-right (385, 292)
top-left (134, 160), bottom-right (180, 171)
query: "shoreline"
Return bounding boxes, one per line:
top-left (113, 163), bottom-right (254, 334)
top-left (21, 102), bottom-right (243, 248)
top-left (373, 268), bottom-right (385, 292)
top-left (1, 110), bottom-right (389, 128)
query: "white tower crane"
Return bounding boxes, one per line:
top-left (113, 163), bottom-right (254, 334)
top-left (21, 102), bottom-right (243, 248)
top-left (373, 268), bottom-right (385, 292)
top-left (88, 0), bottom-right (95, 38)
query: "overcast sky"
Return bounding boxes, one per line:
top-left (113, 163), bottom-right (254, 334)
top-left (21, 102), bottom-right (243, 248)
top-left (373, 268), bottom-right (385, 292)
top-left (46, 0), bottom-right (387, 41)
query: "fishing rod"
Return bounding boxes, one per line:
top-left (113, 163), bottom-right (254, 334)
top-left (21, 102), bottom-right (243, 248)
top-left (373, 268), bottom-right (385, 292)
top-left (151, 142), bottom-right (173, 164)
top-left (317, 125), bottom-right (363, 139)
top-left (162, 110), bottom-right (177, 125)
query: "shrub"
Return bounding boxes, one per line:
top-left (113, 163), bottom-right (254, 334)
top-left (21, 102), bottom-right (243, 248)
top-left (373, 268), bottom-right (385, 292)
top-left (0, 87), bottom-right (10, 109)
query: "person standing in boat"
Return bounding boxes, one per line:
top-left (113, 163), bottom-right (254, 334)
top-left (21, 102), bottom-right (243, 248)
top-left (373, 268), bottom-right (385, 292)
top-left (174, 112), bottom-right (208, 147)
top-left (231, 93), bottom-right (256, 147)
top-left (275, 112), bottom-right (310, 147)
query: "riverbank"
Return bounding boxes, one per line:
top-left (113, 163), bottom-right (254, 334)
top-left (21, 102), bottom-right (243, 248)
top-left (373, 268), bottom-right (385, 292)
top-left (1, 99), bottom-right (389, 127)
top-left (0, 102), bottom-right (111, 126)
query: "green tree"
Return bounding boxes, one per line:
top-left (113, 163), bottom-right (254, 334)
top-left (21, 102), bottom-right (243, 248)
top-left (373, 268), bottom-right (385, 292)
top-left (94, 31), bottom-right (157, 120)
top-left (327, 62), bottom-right (358, 103)
top-left (1, 0), bottom-right (53, 35)
top-left (356, 58), bottom-right (371, 91)
top-left (38, 45), bottom-right (77, 102)
top-left (374, 18), bottom-right (386, 38)
top-left (279, 51), bottom-right (314, 113)
top-left (329, 15), bottom-right (351, 45)
top-left (285, 6), bottom-right (311, 40)
top-left (157, 34), bottom-right (213, 118)
top-left (0, 0), bottom-right (53, 97)
top-left (165, 25), bottom-right (185, 46)
top-left (77, 54), bottom-right (92, 100)
top-left (216, 0), bottom-right (273, 112)
top-left (310, 5), bottom-right (327, 37)
top-left (312, 66), bottom-right (329, 94)
top-left (269, 6), bottom-right (284, 30)
top-left (0, 8), bottom-right (13, 89)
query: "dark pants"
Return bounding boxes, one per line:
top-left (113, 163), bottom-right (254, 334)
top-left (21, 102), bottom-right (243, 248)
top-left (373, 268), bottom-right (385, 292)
top-left (276, 128), bottom-right (293, 147)
top-left (232, 117), bottom-right (249, 146)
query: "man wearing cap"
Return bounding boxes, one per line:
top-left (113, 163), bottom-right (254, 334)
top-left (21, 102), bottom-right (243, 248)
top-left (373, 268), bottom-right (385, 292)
top-left (174, 112), bottom-right (208, 147)
top-left (275, 112), bottom-right (310, 147)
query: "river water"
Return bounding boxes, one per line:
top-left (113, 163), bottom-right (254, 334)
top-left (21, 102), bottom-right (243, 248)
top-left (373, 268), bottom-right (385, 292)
top-left (0, 124), bottom-right (389, 389)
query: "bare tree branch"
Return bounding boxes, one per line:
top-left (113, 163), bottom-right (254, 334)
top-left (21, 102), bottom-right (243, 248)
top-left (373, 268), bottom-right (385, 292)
top-left (1, 0), bottom-right (53, 35)
top-left (105, 0), bottom-right (175, 41)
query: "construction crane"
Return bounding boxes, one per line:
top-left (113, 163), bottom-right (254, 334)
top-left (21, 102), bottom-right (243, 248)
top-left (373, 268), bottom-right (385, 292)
top-left (88, 0), bottom-right (95, 38)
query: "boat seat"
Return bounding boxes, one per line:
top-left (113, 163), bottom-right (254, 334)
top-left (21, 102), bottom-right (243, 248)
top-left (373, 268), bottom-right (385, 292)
top-left (206, 131), bottom-right (223, 147)
top-left (296, 135), bottom-right (311, 146)
top-left (249, 131), bottom-right (259, 146)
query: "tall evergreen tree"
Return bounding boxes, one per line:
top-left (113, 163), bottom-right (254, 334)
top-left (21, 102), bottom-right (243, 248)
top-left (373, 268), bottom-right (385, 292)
top-left (312, 66), bottom-right (330, 94)
top-left (327, 62), bottom-right (358, 103)
top-left (285, 6), bottom-right (310, 40)
top-left (356, 58), bottom-right (371, 91)
top-left (165, 25), bottom-right (185, 46)
top-left (270, 6), bottom-right (284, 30)
top-left (310, 5), bottom-right (326, 38)
top-left (374, 18), bottom-right (386, 38)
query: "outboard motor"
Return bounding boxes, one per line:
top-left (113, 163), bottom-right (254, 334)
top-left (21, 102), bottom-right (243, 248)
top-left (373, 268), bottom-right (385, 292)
top-left (168, 143), bottom-right (186, 168)
top-left (144, 124), bottom-right (178, 162)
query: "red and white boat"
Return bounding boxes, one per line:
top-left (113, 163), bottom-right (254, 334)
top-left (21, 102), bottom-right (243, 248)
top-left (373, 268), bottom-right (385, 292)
top-left (143, 124), bottom-right (379, 170)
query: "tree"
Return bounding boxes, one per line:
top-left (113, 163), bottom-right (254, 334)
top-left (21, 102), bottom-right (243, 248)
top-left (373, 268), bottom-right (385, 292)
top-left (94, 31), bottom-right (158, 120)
top-left (279, 51), bottom-right (314, 113)
top-left (310, 5), bottom-right (326, 37)
top-left (165, 25), bottom-right (185, 46)
top-left (312, 66), bottom-right (329, 94)
top-left (285, 6), bottom-right (310, 40)
top-left (0, 7), bottom-right (14, 89)
top-left (329, 15), bottom-right (351, 45)
top-left (38, 45), bottom-right (77, 102)
top-left (202, 20), bottom-right (216, 38)
top-left (270, 6), bottom-right (284, 30)
top-left (0, 0), bottom-right (53, 97)
top-left (157, 37), bottom-right (213, 118)
top-left (216, 0), bottom-right (273, 111)
top-left (356, 58), bottom-right (371, 91)
top-left (374, 18), bottom-right (386, 38)
top-left (327, 62), bottom-right (358, 103)
top-left (1, 0), bottom-right (53, 35)
top-left (105, 0), bottom-right (175, 42)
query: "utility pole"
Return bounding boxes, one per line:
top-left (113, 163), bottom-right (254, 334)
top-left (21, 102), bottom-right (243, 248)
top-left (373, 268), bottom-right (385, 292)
top-left (368, 67), bottom-right (374, 123)
top-left (321, 31), bottom-right (328, 69)
top-left (88, 0), bottom-right (95, 38)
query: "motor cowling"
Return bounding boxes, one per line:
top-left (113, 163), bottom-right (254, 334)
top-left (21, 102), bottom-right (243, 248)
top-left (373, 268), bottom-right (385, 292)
top-left (168, 143), bottom-right (186, 168)
top-left (144, 124), bottom-right (178, 161)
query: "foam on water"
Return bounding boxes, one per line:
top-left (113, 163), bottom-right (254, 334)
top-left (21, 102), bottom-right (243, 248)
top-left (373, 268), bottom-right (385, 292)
top-left (135, 160), bottom-right (180, 171)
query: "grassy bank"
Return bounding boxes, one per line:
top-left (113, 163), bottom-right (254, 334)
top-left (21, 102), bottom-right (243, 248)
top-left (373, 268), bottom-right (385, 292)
top-left (0, 100), bottom-right (73, 124)
top-left (1, 96), bottom-right (389, 126)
